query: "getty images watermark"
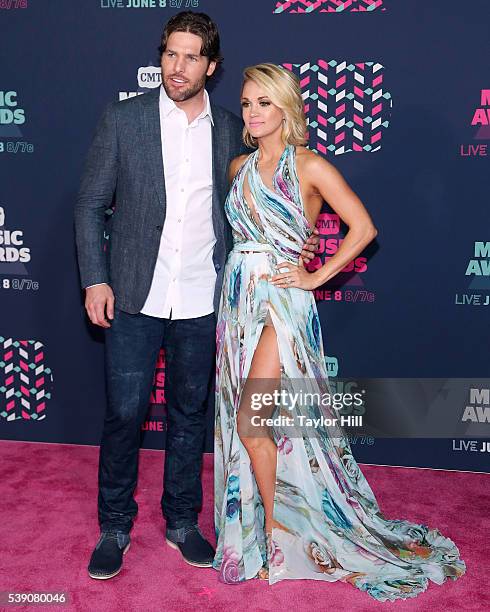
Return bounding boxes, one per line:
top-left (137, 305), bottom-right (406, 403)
top-left (236, 380), bottom-right (367, 439)
top-left (249, 389), bottom-right (364, 429)
top-left (238, 377), bottom-right (490, 440)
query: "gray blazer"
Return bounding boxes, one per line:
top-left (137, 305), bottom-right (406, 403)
top-left (74, 87), bottom-right (247, 314)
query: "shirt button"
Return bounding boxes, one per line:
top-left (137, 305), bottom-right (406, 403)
top-left (178, 219), bottom-right (182, 223)
top-left (181, 188), bottom-right (185, 193)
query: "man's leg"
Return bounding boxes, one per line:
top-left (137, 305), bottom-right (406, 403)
top-left (98, 307), bottom-right (164, 533)
top-left (161, 312), bottom-right (216, 565)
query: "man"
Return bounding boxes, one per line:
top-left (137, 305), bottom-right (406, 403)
top-left (75, 11), bottom-right (318, 580)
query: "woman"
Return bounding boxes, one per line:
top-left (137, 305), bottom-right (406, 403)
top-left (213, 63), bottom-right (465, 601)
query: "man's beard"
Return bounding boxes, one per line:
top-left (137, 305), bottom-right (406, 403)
top-left (163, 72), bottom-right (207, 102)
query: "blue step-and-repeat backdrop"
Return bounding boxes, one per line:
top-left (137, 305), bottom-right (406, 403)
top-left (1, 0), bottom-right (489, 471)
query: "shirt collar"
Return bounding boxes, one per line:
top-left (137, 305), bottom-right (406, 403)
top-left (159, 85), bottom-right (214, 126)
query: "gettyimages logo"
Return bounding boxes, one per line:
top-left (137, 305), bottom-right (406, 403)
top-left (0, 337), bottom-right (54, 422)
top-left (274, 0), bottom-right (385, 13)
top-left (459, 89), bottom-right (490, 158)
top-left (119, 64), bottom-right (161, 101)
top-left (455, 241), bottom-right (490, 307)
top-left (306, 212), bottom-right (374, 303)
top-left (284, 61), bottom-right (392, 155)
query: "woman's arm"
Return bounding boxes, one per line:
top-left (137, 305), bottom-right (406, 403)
top-left (228, 154), bottom-right (249, 185)
top-left (272, 150), bottom-right (377, 289)
top-left (306, 153), bottom-right (377, 286)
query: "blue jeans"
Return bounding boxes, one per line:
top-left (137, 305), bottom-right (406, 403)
top-left (98, 307), bottom-right (216, 533)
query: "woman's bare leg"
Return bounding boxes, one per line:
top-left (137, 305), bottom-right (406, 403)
top-left (237, 324), bottom-right (285, 536)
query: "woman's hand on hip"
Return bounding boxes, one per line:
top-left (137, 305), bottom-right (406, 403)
top-left (270, 257), bottom-right (319, 290)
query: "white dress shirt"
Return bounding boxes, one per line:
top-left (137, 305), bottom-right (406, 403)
top-left (140, 85), bottom-right (216, 319)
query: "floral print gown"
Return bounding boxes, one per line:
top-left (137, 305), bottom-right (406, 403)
top-left (213, 145), bottom-right (465, 601)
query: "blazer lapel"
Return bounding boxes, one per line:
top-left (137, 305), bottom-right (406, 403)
top-left (141, 89), bottom-right (166, 216)
top-left (211, 105), bottom-right (228, 241)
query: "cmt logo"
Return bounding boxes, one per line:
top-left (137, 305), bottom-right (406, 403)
top-left (284, 61), bottom-right (392, 155)
top-left (462, 388), bottom-right (490, 424)
top-left (316, 212), bottom-right (340, 235)
top-left (0, 337), bottom-right (53, 422)
top-left (137, 66), bottom-right (161, 89)
top-left (119, 64), bottom-right (161, 101)
top-left (274, 0), bottom-right (385, 13)
top-left (325, 355), bottom-right (338, 377)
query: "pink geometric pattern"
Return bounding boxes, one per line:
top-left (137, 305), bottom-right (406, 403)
top-left (274, 0), bottom-right (385, 13)
top-left (283, 60), bottom-right (392, 155)
top-left (0, 336), bottom-right (53, 421)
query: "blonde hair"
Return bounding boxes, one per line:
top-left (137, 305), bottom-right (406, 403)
top-left (241, 63), bottom-right (307, 148)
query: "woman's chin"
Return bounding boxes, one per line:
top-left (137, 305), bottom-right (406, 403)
top-left (250, 130), bottom-right (275, 141)
top-left (248, 130), bottom-right (264, 139)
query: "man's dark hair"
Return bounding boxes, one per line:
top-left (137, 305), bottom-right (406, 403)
top-left (158, 11), bottom-right (223, 66)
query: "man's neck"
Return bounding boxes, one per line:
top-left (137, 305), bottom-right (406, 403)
top-left (174, 89), bottom-right (207, 125)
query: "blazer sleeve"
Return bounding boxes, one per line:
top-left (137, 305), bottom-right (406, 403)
top-left (74, 102), bottom-right (118, 289)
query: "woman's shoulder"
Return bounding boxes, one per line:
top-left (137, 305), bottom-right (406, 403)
top-left (295, 145), bottom-right (327, 165)
top-left (228, 153), bottom-right (252, 181)
top-left (295, 145), bottom-right (335, 175)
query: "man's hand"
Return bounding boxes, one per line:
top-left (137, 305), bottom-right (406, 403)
top-left (85, 284), bottom-right (115, 328)
top-left (300, 227), bottom-right (320, 262)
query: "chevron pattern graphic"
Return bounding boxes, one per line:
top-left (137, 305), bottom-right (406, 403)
top-left (283, 60), bottom-right (392, 155)
top-left (274, 0), bottom-right (385, 13)
top-left (0, 336), bottom-right (53, 421)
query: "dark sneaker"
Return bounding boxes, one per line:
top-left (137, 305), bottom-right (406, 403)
top-left (166, 525), bottom-right (215, 567)
top-left (88, 531), bottom-right (131, 580)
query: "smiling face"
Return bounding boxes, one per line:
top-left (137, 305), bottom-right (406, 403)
top-left (160, 31), bottom-right (216, 103)
top-left (241, 79), bottom-right (285, 144)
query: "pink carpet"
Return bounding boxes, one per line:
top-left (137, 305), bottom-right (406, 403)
top-left (0, 440), bottom-right (487, 612)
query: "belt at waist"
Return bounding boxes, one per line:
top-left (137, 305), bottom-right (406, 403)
top-left (232, 241), bottom-right (274, 253)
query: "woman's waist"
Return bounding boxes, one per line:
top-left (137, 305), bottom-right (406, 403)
top-left (231, 240), bottom-right (300, 260)
top-left (232, 241), bottom-right (275, 254)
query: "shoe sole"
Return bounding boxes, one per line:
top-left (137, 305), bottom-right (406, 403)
top-left (88, 542), bottom-right (131, 580)
top-left (165, 538), bottom-right (213, 568)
